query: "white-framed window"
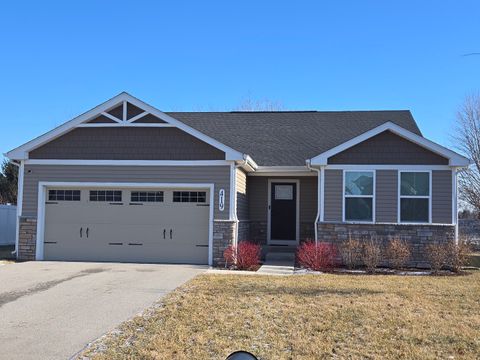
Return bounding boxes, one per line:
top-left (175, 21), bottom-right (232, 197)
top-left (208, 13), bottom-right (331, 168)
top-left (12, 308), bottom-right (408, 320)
top-left (343, 171), bottom-right (375, 222)
top-left (131, 191), bottom-right (164, 203)
top-left (89, 190), bottom-right (122, 202)
top-left (173, 191), bottom-right (206, 203)
top-left (398, 171), bottom-right (431, 223)
top-left (48, 189), bottom-right (81, 201)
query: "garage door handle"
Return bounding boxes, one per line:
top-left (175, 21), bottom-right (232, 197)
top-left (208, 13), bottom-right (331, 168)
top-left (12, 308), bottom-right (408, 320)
top-left (86, 228), bottom-right (89, 238)
top-left (80, 227), bottom-right (83, 238)
top-left (170, 229), bottom-right (173, 239)
top-left (163, 229), bottom-right (166, 239)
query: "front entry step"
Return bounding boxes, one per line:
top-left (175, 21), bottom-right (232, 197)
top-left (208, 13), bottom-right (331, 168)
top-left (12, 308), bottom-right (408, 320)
top-left (257, 251), bottom-right (295, 275)
top-left (265, 252), bottom-right (295, 263)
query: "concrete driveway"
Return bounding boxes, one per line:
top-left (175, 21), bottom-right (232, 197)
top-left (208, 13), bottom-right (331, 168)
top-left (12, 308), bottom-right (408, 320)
top-left (0, 261), bottom-right (206, 360)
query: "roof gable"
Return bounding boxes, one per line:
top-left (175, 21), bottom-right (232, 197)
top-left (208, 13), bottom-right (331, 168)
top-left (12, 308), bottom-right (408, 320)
top-left (309, 122), bottom-right (470, 167)
top-left (6, 92), bottom-right (245, 161)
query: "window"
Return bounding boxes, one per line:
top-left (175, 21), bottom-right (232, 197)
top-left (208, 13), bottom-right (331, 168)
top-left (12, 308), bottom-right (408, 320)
top-left (399, 172), bottom-right (430, 223)
top-left (344, 171), bottom-right (374, 222)
top-left (173, 191), bottom-right (206, 203)
top-left (48, 189), bottom-right (81, 201)
top-left (275, 185), bottom-right (293, 200)
top-left (89, 190), bottom-right (122, 202)
top-left (131, 191), bottom-right (164, 202)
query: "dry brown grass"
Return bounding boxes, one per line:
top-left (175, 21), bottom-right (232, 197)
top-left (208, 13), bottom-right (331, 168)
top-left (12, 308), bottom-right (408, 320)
top-left (84, 272), bottom-right (480, 360)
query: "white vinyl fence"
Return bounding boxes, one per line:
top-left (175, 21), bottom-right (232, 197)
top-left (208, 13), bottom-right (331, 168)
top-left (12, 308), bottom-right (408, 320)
top-left (0, 205), bottom-right (17, 246)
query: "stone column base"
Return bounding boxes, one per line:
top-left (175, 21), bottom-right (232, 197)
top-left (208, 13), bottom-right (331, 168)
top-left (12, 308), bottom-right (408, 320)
top-left (18, 217), bottom-right (37, 261)
top-left (213, 220), bottom-right (236, 267)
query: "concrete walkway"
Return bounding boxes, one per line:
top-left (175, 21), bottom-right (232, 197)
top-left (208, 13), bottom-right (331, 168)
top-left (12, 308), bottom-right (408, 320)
top-left (0, 261), bottom-right (206, 360)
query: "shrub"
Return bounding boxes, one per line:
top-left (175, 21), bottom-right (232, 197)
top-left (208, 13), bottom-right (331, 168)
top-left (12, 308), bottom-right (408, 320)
top-left (296, 241), bottom-right (338, 271)
top-left (425, 243), bottom-right (448, 273)
top-left (385, 236), bottom-right (411, 269)
top-left (339, 233), bottom-right (362, 269)
top-left (362, 238), bottom-right (382, 273)
top-left (445, 240), bottom-right (471, 273)
top-left (224, 241), bottom-right (261, 270)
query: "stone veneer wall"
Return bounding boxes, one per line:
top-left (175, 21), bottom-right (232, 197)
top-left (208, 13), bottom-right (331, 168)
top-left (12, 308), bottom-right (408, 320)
top-left (249, 221), bottom-right (267, 244)
top-left (248, 221), bottom-right (315, 244)
top-left (212, 220), bottom-right (236, 267)
top-left (317, 222), bottom-right (455, 268)
top-left (18, 216), bottom-right (37, 261)
top-left (237, 221), bottom-right (250, 242)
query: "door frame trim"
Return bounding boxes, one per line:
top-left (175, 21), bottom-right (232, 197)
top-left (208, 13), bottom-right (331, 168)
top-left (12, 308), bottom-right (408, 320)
top-left (36, 181), bottom-right (215, 265)
top-left (267, 179), bottom-right (300, 245)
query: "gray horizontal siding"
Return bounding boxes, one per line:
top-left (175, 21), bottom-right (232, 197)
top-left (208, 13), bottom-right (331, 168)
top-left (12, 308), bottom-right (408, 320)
top-left (247, 176), bottom-right (318, 223)
top-left (236, 169), bottom-right (248, 221)
top-left (322, 169), bottom-right (453, 225)
top-left (22, 165), bottom-right (231, 220)
top-left (376, 170), bottom-right (398, 223)
top-left (328, 131), bottom-right (449, 165)
top-left (324, 170), bottom-right (342, 222)
top-left (29, 128), bottom-right (225, 160)
top-left (432, 170), bottom-right (453, 224)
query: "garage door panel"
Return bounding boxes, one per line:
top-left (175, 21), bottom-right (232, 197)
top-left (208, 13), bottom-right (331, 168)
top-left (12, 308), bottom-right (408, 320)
top-left (43, 186), bottom-right (210, 264)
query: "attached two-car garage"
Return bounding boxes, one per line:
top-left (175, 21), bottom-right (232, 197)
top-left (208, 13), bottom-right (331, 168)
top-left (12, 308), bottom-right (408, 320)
top-left (41, 185), bottom-right (211, 265)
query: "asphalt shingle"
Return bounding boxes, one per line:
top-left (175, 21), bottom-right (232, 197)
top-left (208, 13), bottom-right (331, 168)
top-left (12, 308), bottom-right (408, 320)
top-left (166, 110), bottom-right (421, 166)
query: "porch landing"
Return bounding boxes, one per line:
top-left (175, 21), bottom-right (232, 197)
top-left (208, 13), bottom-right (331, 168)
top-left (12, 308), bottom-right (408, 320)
top-left (257, 245), bottom-right (296, 275)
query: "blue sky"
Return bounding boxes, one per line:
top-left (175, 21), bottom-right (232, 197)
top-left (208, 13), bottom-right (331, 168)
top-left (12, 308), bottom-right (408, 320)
top-left (1, 1), bottom-right (479, 155)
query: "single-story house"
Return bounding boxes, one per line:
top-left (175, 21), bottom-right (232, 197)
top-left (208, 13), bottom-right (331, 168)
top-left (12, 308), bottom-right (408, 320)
top-left (6, 92), bottom-right (470, 267)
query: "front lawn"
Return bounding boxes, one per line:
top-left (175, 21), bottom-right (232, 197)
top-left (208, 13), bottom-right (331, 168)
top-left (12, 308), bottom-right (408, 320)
top-left (84, 272), bottom-right (480, 360)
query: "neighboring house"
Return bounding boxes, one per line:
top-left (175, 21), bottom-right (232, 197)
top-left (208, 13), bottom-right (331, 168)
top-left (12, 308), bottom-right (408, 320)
top-left (5, 92), bottom-right (470, 267)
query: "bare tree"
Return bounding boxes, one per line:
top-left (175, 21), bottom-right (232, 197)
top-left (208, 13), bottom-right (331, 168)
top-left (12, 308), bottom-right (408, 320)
top-left (234, 96), bottom-right (285, 111)
top-left (454, 94), bottom-right (480, 217)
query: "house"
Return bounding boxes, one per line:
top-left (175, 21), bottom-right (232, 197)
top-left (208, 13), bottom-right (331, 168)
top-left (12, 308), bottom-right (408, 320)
top-left (6, 92), bottom-right (470, 267)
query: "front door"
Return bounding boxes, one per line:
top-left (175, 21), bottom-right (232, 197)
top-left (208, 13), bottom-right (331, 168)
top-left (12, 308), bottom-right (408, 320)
top-left (269, 182), bottom-right (297, 244)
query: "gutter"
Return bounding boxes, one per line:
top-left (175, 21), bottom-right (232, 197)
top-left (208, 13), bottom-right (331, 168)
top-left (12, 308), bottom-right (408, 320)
top-left (306, 159), bottom-right (320, 244)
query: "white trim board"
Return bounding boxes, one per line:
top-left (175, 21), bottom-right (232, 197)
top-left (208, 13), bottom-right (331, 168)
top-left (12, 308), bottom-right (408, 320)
top-left (35, 181), bottom-right (215, 266)
top-left (310, 122), bottom-right (471, 167)
top-left (267, 179), bottom-right (300, 245)
top-left (6, 92), bottom-right (246, 161)
top-left (24, 159), bottom-right (234, 166)
top-left (325, 164), bottom-right (452, 171)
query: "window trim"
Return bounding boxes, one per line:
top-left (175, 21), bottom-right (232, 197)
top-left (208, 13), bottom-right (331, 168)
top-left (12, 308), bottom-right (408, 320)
top-left (342, 170), bottom-right (376, 224)
top-left (48, 189), bottom-right (81, 202)
top-left (130, 191), bottom-right (164, 203)
top-left (89, 190), bottom-right (123, 202)
top-left (172, 191), bottom-right (207, 203)
top-left (397, 170), bottom-right (432, 224)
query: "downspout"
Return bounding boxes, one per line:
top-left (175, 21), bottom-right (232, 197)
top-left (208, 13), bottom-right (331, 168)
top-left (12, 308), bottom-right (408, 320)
top-left (306, 160), bottom-right (320, 244)
top-left (232, 155), bottom-right (249, 247)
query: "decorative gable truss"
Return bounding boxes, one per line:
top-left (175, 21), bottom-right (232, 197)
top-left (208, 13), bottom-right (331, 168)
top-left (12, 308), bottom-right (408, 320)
top-left (6, 92), bottom-right (246, 161)
top-left (81, 99), bottom-right (169, 127)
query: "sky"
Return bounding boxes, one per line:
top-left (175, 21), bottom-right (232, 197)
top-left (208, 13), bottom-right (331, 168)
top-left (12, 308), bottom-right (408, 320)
top-left (1, 0), bottom-right (479, 156)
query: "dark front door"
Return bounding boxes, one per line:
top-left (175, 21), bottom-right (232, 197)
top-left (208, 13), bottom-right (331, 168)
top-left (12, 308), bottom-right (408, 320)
top-left (270, 182), bottom-right (297, 241)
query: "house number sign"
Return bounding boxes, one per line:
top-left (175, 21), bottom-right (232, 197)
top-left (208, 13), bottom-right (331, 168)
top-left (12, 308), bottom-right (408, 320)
top-left (219, 189), bottom-right (225, 211)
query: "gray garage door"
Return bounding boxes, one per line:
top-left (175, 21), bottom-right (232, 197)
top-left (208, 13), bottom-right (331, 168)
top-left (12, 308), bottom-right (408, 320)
top-left (43, 187), bottom-right (210, 264)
